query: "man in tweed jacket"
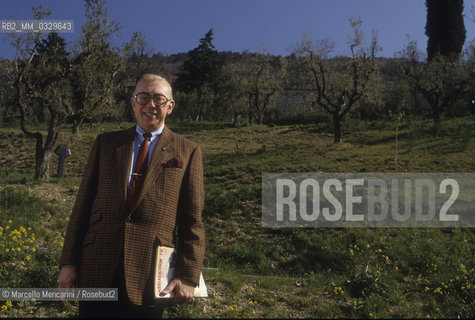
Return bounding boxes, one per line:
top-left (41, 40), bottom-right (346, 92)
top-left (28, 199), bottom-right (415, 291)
top-left (58, 74), bottom-right (205, 317)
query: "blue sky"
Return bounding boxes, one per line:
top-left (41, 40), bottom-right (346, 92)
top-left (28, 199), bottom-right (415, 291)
top-left (1, 0), bottom-right (474, 59)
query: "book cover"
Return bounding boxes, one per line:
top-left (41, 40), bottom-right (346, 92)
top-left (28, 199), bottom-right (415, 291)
top-left (154, 246), bottom-right (208, 299)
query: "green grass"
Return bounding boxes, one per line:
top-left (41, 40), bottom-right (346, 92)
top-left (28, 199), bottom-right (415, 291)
top-left (0, 116), bottom-right (474, 318)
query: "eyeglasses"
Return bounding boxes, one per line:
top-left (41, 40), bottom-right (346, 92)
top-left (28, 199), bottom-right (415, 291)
top-left (133, 92), bottom-right (172, 107)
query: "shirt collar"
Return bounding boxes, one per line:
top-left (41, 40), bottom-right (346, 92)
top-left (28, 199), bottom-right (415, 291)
top-left (135, 123), bottom-right (164, 140)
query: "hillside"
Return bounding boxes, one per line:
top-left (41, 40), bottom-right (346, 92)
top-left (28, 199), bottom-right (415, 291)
top-left (0, 117), bottom-right (474, 318)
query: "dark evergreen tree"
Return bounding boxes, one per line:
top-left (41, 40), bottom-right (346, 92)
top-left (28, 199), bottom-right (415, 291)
top-left (174, 29), bottom-right (227, 121)
top-left (175, 29), bottom-right (225, 93)
top-left (425, 0), bottom-right (466, 61)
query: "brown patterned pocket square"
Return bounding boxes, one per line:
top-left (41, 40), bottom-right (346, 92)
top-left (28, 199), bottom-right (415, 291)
top-left (163, 156), bottom-right (183, 168)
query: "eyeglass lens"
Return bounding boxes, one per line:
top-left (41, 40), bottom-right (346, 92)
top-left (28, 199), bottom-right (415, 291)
top-left (136, 93), bottom-right (168, 105)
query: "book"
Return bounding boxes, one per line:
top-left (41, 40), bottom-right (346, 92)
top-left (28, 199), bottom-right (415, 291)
top-left (154, 245), bottom-right (208, 299)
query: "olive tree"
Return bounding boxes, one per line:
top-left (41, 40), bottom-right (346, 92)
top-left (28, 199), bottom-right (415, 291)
top-left (293, 18), bottom-right (381, 142)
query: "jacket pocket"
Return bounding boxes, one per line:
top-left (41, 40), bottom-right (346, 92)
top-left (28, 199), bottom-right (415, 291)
top-left (81, 231), bottom-right (96, 247)
top-left (89, 210), bottom-right (102, 226)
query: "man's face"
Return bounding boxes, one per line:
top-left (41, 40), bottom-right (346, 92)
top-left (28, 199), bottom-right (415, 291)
top-left (131, 80), bottom-right (175, 132)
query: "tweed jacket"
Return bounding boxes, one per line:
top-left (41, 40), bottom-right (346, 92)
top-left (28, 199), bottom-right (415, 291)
top-left (60, 126), bottom-right (205, 306)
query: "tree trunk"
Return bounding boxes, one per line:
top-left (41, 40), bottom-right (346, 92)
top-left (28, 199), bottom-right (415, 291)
top-left (35, 148), bottom-right (52, 181)
top-left (72, 119), bottom-right (80, 135)
top-left (248, 111), bottom-right (254, 126)
top-left (333, 113), bottom-right (342, 143)
top-left (31, 133), bottom-right (50, 181)
top-left (233, 113), bottom-right (241, 127)
top-left (432, 106), bottom-right (441, 138)
top-left (71, 114), bottom-right (85, 135)
top-left (257, 109), bottom-right (263, 125)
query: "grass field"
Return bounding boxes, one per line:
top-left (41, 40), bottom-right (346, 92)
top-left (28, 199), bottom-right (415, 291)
top-left (0, 116), bottom-right (474, 318)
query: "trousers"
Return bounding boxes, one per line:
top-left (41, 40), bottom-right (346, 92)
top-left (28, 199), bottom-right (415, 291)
top-left (78, 254), bottom-right (164, 318)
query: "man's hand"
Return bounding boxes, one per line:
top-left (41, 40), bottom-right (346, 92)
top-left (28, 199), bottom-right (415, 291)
top-left (58, 266), bottom-right (77, 288)
top-left (160, 278), bottom-right (195, 304)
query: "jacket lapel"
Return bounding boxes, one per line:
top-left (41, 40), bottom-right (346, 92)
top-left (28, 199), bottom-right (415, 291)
top-left (128, 126), bottom-right (176, 214)
top-left (114, 127), bottom-right (135, 215)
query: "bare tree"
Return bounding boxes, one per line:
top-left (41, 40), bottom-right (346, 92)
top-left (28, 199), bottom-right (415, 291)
top-left (463, 40), bottom-right (475, 114)
top-left (223, 62), bottom-right (255, 126)
top-left (70, 0), bottom-right (124, 134)
top-left (174, 84), bottom-right (215, 122)
top-left (403, 40), bottom-right (468, 137)
top-left (226, 82), bottom-right (248, 126)
top-left (294, 18), bottom-right (380, 142)
top-left (123, 31), bottom-right (154, 83)
top-left (7, 6), bottom-right (72, 180)
top-left (71, 46), bottom-right (123, 134)
top-left (236, 50), bottom-right (286, 124)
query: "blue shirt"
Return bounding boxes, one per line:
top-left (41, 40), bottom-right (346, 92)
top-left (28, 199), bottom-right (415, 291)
top-left (127, 124), bottom-right (164, 187)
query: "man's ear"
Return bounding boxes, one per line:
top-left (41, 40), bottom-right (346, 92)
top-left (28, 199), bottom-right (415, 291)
top-left (130, 97), bottom-right (135, 108)
top-left (167, 100), bottom-right (175, 115)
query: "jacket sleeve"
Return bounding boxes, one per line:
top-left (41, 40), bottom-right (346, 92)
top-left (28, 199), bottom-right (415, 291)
top-left (174, 144), bottom-right (206, 286)
top-left (59, 135), bottom-right (101, 267)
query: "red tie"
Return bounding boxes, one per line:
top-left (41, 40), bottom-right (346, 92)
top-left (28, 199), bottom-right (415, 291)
top-left (127, 133), bottom-right (152, 210)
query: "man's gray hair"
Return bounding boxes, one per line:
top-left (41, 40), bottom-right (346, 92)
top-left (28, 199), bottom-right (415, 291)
top-left (134, 73), bottom-right (173, 98)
